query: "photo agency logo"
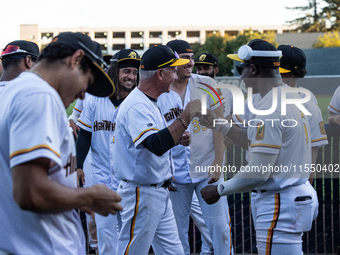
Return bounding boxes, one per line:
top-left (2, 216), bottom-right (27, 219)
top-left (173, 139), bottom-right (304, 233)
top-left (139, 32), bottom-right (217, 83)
top-left (200, 83), bottom-right (313, 128)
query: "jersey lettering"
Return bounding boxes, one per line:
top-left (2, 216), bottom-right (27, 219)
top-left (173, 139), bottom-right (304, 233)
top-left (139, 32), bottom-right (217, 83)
top-left (93, 120), bottom-right (115, 132)
top-left (164, 107), bottom-right (183, 122)
top-left (64, 153), bottom-right (76, 177)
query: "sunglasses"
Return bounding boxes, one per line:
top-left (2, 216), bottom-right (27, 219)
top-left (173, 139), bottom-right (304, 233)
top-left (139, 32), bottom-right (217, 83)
top-left (236, 62), bottom-right (250, 75)
top-left (158, 51), bottom-right (180, 68)
top-left (1, 45), bottom-right (39, 59)
top-left (78, 41), bottom-right (109, 69)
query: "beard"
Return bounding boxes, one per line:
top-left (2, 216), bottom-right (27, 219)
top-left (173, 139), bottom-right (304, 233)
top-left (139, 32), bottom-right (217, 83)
top-left (201, 71), bottom-right (215, 79)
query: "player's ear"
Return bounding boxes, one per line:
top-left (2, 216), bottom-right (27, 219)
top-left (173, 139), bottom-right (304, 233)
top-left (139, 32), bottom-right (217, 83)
top-left (214, 67), bottom-right (219, 76)
top-left (250, 64), bottom-right (258, 75)
top-left (156, 68), bottom-right (164, 80)
top-left (24, 55), bottom-right (34, 69)
top-left (70, 49), bottom-right (85, 68)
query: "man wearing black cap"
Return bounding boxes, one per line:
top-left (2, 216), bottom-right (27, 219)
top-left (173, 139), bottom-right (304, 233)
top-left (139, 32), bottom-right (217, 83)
top-left (0, 32), bottom-right (122, 255)
top-left (114, 45), bottom-right (201, 255)
top-left (158, 40), bottom-right (233, 255)
top-left (195, 53), bottom-right (219, 79)
top-left (0, 40), bottom-right (39, 90)
top-left (278, 45), bottom-right (328, 184)
top-left (75, 49), bottom-right (140, 255)
top-left (200, 39), bottom-right (318, 255)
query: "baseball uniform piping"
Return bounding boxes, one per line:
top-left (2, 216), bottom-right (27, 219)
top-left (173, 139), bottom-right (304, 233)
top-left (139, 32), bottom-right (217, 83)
top-left (265, 193), bottom-right (280, 255)
top-left (77, 119), bottom-right (92, 128)
top-left (124, 187), bottom-right (140, 255)
top-left (251, 143), bottom-right (281, 149)
top-left (10, 144), bottom-right (61, 159)
top-left (329, 104), bottom-right (340, 113)
top-left (133, 128), bottom-right (159, 143)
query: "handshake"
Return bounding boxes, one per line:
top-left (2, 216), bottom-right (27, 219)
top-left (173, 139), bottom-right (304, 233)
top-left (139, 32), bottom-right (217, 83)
top-left (188, 99), bottom-right (225, 130)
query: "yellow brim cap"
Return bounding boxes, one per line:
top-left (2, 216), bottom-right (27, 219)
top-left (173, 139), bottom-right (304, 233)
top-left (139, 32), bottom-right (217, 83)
top-left (170, 58), bottom-right (190, 67)
top-left (279, 67), bottom-right (291, 73)
top-left (227, 54), bottom-right (244, 63)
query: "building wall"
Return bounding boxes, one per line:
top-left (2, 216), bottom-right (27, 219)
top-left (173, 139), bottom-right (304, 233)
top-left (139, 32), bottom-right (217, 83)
top-left (20, 24), bottom-right (293, 54)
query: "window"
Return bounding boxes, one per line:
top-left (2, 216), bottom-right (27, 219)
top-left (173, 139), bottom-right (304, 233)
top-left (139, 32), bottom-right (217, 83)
top-left (149, 31), bottom-right (162, 38)
top-left (112, 44), bottom-right (125, 50)
top-left (131, 32), bottom-right (144, 38)
top-left (41, 32), bottom-right (53, 39)
top-left (131, 44), bottom-right (144, 50)
top-left (95, 32), bottom-right (108, 38)
top-left (112, 32), bottom-right (125, 38)
top-left (187, 31), bottom-right (200, 37)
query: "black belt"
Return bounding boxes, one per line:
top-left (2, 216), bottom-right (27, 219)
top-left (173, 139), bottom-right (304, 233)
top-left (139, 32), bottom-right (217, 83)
top-left (252, 190), bottom-right (267, 193)
top-left (122, 179), bottom-right (172, 188)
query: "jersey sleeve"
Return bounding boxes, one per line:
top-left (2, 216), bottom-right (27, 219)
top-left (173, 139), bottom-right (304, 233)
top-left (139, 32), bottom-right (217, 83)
top-left (77, 96), bottom-right (94, 132)
top-left (308, 107), bottom-right (328, 148)
top-left (328, 86), bottom-right (340, 114)
top-left (125, 103), bottom-right (162, 147)
top-left (248, 113), bottom-right (283, 155)
top-left (9, 93), bottom-right (65, 169)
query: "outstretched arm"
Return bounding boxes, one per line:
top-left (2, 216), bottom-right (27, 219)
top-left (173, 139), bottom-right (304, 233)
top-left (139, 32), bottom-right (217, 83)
top-left (12, 157), bottom-right (122, 216)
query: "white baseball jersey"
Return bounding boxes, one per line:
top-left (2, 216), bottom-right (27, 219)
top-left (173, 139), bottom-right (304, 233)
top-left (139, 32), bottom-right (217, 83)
top-left (77, 95), bottom-right (120, 190)
top-left (248, 84), bottom-right (311, 190)
top-left (158, 74), bottom-right (224, 182)
top-left (0, 72), bottom-right (84, 255)
top-left (218, 85), bottom-right (233, 117)
top-left (114, 87), bottom-right (174, 184)
top-left (233, 88), bottom-right (327, 148)
top-left (0, 81), bottom-right (7, 92)
top-left (328, 85), bottom-right (340, 114)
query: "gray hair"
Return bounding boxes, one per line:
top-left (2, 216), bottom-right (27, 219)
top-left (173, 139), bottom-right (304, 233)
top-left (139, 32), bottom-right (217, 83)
top-left (140, 68), bottom-right (166, 79)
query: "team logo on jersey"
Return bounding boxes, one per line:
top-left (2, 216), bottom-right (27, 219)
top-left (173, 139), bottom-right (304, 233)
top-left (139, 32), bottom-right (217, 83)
top-left (216, 88), bottom-right (223, 96)
top-left (255, 123), bottom-right (265, 141)
top-left (128, 52), bottom-right (137, 59)
top-left (319, 121), bottom-right (326, 135)
top-left (147, 123), bottom-right (153, 127)
top-left (199, 54), bottom-right (206, 62)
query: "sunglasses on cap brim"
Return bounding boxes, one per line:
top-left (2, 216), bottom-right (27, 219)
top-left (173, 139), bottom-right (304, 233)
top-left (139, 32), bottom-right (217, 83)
top-left (1, 45), bottom-right (39, 59)
top-left (78, 41), bottom-right (109, 69)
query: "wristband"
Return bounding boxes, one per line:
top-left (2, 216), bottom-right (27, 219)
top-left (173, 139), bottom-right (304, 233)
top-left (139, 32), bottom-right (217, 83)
top-left (177, 117), bottom-right (188, 129)
top-left (217, 182), bottom-right (227, 196)
top-left (214, 119), bottom-right (231, 137)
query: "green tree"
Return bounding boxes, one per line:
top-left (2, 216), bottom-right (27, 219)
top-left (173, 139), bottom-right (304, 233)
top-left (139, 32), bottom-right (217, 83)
top-left (286, 0), bottom-right (327, 32)
top-left (313, 30), bottom-right (340, 47)
top-left (321, 0), bottom-right (340, 30)
top-left (194, 29), bottom-right (278, 76)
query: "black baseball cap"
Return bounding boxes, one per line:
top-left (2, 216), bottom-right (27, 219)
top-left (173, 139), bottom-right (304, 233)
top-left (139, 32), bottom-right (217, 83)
top-left (103, 54), bottom-right (113, 66)
top-left (50, 32), bottom-right (115, 97)
top-left (110, 49), bottom-right (140, 69)
top-left (140, 45), bottom-right (189, 70)
top-left (195, 53), bottom-right (218, 67)
top-left (1, 40), bottom-right (39, 60)
top-left (277, 45), bottom-right (306, 74)
top-left (227, 39), bottom-right (281, 69)
top-left (166, 40), bottom-right (193, 54)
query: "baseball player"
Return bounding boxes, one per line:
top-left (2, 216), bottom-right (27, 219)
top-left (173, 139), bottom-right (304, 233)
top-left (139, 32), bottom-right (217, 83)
top-left (68, 93), bottom-right (98, 252)
top-left (158, 40), bottom-right (234, 255)
top-left (328, 85), bottom-right (340, 125)
top-left (76, 49), bottom-right (140, 255)
top-left (200, 39), bottom-right (318, 255)
top-left (0, 32), bottom-right (122, 255)
top-left (278, 44), bottom-right (328, 183)
top-left (0, 40), bottom-right (39, 91)
top-left (114, 45), bottom-right (201, 255)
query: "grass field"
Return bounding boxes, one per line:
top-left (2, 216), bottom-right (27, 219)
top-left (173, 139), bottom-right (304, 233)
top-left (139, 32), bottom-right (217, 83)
top-left (66, 95), bottom-right (333, 122)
